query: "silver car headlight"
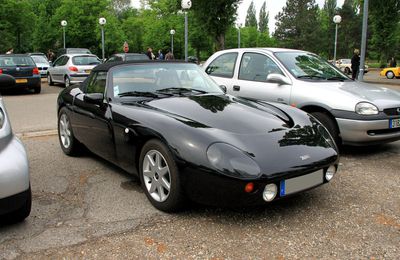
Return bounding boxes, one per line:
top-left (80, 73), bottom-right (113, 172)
top-left (0, 108), bottom-right (5, 129)
top-left (207, 143), bottom-right (261, 178)
top-left (355, 102), bottom-right (378, 115)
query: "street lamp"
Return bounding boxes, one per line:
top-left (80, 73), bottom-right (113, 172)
top-left (99, 17), bottom-right (107, 61)
top-left (333, 15), bottom-right (342, 62)
top-left (237, 23), bottom-right (242, 48)
top-left (61, 20), bottom-right (67, 49)
top-left (170, 29), bottom-right (175, 55)
top-left (181, 0), bottom-right (191, 61)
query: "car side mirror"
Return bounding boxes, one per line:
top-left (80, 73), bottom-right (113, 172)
top-left (0, 74), bottom-right (16, 89)
top-left (219, 85), bottom-right (227, 93)
top-left (266, 74), bottom-right (291, 85)
top-left (84, 93), bottom-right (104, 105)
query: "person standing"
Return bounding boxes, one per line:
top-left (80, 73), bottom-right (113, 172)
top-left (146, 47), bottom-right (155, 60)
top-left (389, 57), bottom-right (397, 67)
top-left (351, 49), bottom-right (360, 80)
top-left (165, 50), bottom-right (174, 60)
top-left (157, 50), bottom-right (164, 60)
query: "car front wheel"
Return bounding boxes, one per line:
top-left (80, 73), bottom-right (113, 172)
top-left (47, 73), bottom-right (54, 86)
top-left (139, 139), bottom-right (185, 212)
top-left (386, 71), bottom-right (395, 79)
top-left (64, 76), bottom-right (70, 88)
top-left (58, 107), bottom-right (80, 155)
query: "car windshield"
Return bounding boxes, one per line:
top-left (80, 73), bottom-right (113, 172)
top-left (31, 55), bottom-right (49, 64)
top-left (72, 56), bottom-right (101, 66)
top-left (111, 63), bottom-right (224, 98)
top-left (275, 52), bottom-right (348, 81)
top-left (0, 56), bottom-right (35, 67)
top-left (125, 54), bottom-right (149, 61)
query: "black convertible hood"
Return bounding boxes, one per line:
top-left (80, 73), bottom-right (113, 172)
top-left (142, 95), bottom-right (293, 134)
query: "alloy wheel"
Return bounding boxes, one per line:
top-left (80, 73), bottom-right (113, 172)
top-left (142, 150), bottom-right (171, 202)
top-left (65, 77), bottom-right (70, 87)
top-left (59, 113), bottom-right (71, 149)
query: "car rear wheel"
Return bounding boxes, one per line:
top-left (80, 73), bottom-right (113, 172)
top-left (64, 76), bottom-right (70, 88)
top-left (311, 112), bottom-right (341, 147)
top-left (139, 139), bottom-right (185, 212)
top-left (386, 71), bottom-right (395, 79)
top-left (344, 67), bottom-right (350, 74)
top-left (33, 85), bottom-right (41, 94)
top-left (58, 107), bottom-right (80, 155)
top-left (47, 73), bottom-right (54, 86)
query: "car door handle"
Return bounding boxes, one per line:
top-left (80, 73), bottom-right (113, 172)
top-left (233, 85), bottom-right (240, 91)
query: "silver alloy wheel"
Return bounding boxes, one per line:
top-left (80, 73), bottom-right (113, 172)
top-left (59, 113), bottom-right (71, 149)
top-left (47, 74), bottom-right (51, 83)
top-left (65, 77), bottom-right (70, 87)
top-left (142, 150), bottom-right (171, 202)
top-left (386, 71), bottom-right (395, 79)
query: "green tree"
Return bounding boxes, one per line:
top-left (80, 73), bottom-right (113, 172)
top-left (258, 1), bottom-right (269, 34)
top-left (245, 1), bottom-right (257, 28)
top-left (319, 0), bottom-right (338, 59)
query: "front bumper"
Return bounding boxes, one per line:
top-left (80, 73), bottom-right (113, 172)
top-left (0, 188), bottom-right (30, 215)
top-left (0, 136), bottom-right (30, 200)
top-left (337, 118), bottom-right (400, 145)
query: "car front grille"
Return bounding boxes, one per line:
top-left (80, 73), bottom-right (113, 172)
top-left (38, 67), bottom-right (48, 71)
top-left (383, 107), bottom-right (400, 116)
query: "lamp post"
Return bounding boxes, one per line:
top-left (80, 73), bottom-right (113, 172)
top-left (170, 29), bottom-right (175, 55)
top-left (61, 20), bottom-right (67, 49)
top-left (358, 0), bottom-right (369, 81)
top-left (99, 17), bottom-right (107, 61)
top-left (181, 0), bottom-right (191, 61)
top-left (333, 15), bottom-right (342, 62)
top-left (237, 23), bottom-right (242, 48)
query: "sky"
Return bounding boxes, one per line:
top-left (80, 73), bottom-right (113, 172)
top-left (131, 0), bottom-right (346, 33)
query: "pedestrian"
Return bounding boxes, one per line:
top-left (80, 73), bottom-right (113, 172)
top-left (351, 49), bottom-right (360, 80)
top-left (157, 50), bottom-right (164, 60)
top-left (165, 50), bottom-right (174, 60)
top-left (389, 56), bottom-right (397, 68)
top-left (47, 49), bottom-right (55, 62)
top-left (146, 47), bottom-right (155, 60)
top-left (5, 48), bottom-right (13, 54)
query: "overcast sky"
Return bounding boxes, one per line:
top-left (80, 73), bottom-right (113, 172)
top-left (131, 0), bottom-right (345, 32)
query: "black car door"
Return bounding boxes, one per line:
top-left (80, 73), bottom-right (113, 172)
top-left (72, 71), bottom-right (117, 164)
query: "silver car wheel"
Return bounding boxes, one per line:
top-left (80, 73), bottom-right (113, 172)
top-left (142, 150), bottom-right (171, 202)
top-left (65, 77), bottom-right (70, 87)
top-left (386, 71), bottom-right (395, 79)
top-left (59, 113), bottom-right (71, 149)
top-left (47, 74), bottom-right (51, 83)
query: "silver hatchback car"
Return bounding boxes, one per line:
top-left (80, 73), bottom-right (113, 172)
top-left (203, 48), bottom-right (400, 146)
top-left (0, 74), bottom-right (31, 222)
top-left (47, 53), bottom-right (101, 87)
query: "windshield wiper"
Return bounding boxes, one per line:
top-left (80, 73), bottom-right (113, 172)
top-left (118, 91), bottom-right (169, 98)
top-left (157, 87), bottom-right (208, 95)
top-left (326, 76), bottom-right (346, 81)
top-left (297, 75), bottom-right (326, 80)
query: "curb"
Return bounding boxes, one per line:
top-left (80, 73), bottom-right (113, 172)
top-left (16, 129), bottom-right (58, 139)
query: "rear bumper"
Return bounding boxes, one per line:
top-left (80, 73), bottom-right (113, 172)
top-left (0, 188), bottom-right (30, 215)
top-left (5, 76), bottom-right (41, 89)
top-left (69, 74), bottom-right (89, 84)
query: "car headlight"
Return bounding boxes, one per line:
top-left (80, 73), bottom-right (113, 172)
top-left (207, 143), bottom-right (261, 178)
top-left (355, 102), bottom-right (378, 115)
top-left (0, 108), bottom-right (5, 129)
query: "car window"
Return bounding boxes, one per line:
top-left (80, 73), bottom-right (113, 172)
top-left (126, 54), bottom-right (149, 61)
top-left (72, 56), bottom-right (100, 66)
top-left (106, 56), bottom-right (122, 63)
top-left (205, 52), bottom-right (237, 78)
top-left (0, 56), bottom-right (35, 66)
top-left (238, 52), bottom-right (284, 82)
top-left (31, 55), bottom-right (49, 64)
top-left (86, 72), bottom-right (107, 94)
top-left (54, 56), bottom-right (68, 66)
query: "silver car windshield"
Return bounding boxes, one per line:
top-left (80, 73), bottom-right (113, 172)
top-left (31, 55), bottom-right (49, 64)
top-left (72, 56), bottom-right (101, 66)
top-left (275, 52), bottom-right (349, 81)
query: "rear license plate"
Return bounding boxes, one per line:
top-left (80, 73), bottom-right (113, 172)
top-left (16, 79), bottom-right (28, 83)
top-left (85, 70), bottom-right (91, 73)
top-left (280, 170), bottom-right (324, 196)
top-left (389, 118), bottom-right (400, 128)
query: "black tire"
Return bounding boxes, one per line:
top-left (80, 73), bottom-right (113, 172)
top-left (386, 71), bottom-right (395, 79)
top-left (3, 187), bottom-right (32, 223)
top-left (58, 107), bottom-right (80, 156)
top-left (344, 67), bottom-right (350, 74)
top-left (139, 139), bottom-right (185, 212)
top-left (311, 112), bottom-right (341, 147)
top-left (64, 76), bottom-right (70, 88)
top-left (33, 84), bottom-right (41, 94)
top-left (47, 73), bottom-right (54, 86)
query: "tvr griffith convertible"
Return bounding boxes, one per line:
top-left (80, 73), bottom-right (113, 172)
top-left (57, 61), bottom-right (339, 212)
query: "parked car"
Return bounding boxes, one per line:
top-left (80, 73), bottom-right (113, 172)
top-left (0, 54), bottom-right (41, 93)
top-left (47, 54), bottom-right (101, 87)
top-left (380, 67), bottom-right (400, 79)
top-left (336, 58), bottom-right (369, 74)
top-left (56, 48), bottom-right (91, 60)
top-left (203, 48), bottom-right (400, 146)
top-left (29, 53), bottom-right (50, 78)
top-left (105, 53), bottom-right (149, 63)
top-left (57, 61), bottom-right (339, 211)
top-left (0, 74), bottom-right (31, 222)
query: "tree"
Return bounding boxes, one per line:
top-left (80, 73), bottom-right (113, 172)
top-left (319, 0), bottom-right (338, 59)
top-left (245, 1), bottom-right (257, 28)
top-left (274, 0), bottom-right (323, 53)
top-left (258, 1), bottom-right (269, 34)
top-left (191, 0), bottom-right (240, 51)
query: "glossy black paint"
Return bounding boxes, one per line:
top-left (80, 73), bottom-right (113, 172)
top-left (57, 62), bottom-right (339, 206)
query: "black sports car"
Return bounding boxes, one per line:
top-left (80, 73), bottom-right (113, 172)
top-left (57, 61), bottom-right (339, 212)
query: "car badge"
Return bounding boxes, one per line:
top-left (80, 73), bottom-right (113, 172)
top-left (300, 155), bottom-right (310, 161)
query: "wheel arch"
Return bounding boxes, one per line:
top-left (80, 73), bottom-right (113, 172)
top-left (300, 105), bottom-right (340, 132)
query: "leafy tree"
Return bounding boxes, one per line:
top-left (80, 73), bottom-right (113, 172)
top-left (111, 0), bottom-right (131, 17)
top-left (319, 0), bottom-right (338, 59)
top-left (245, 1), bottom-right (257, 28)
top-left (258, 1), bottom-right (269, 34)
top-left (241, 26), bottom-right (259, 47)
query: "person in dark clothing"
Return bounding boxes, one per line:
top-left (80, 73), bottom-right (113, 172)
top-left (351, 49), bottom-right (360, 80)
top-left (389, 57), bottom-right (397, 67)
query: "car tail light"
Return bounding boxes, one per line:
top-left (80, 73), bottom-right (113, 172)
top-left (33, 67), bottom-right (39, 75)
top-left (0, 69), bottom-right (3, 74)
top-left (69, 66), bottom-right (78, 72)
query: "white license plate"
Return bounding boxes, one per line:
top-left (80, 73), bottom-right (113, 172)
top-left (389, 118), bottom-right (400, 128)
top-left (280, 170), bottom-right (324, 196)
top-left (85, 69), bottom-right (91, 74)
top-left (16, 79), bottom-right (28, 83)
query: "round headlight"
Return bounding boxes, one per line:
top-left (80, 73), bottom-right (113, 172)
top-left (207, 143), bottom-right (261, 178)
top-left (263, 184), bottom-right (278, 202)
top-left (355, 102), bottom-right (378, 115)
top-left (0, 108), bottom-right (5, 129)
top-left (325, 165), bottom-right (337, 181)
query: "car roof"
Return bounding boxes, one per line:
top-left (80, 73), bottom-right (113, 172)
top-left (216, 47), bottom-right (310, 54)
top-left (93, 60), bottom-right (187, 72)
top-left (62, 53), bottom-right (98, 58)
top-left (113, 53), bottom-right (147, 56)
